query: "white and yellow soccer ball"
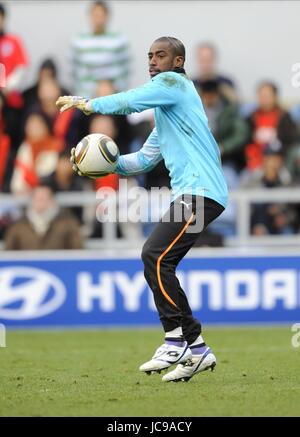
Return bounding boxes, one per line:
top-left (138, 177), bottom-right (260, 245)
top-left (74, 133), bottom-right (119, 178)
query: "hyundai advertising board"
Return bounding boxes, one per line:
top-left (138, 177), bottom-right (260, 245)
top-left (0, 252), bottom-right (299, 327)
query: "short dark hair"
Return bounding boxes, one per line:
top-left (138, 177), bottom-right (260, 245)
top-left (91, 1), bottom-right (109, 14)
top-left (154, 36), bottom-right (186, 63)
top-left (0, 3), bottom-right (6, 17)
top-left (40, 58), bottom-right (57, 77)
top-left (200, 79), bottom-right (220, 94)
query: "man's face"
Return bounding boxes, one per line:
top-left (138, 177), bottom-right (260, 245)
top-left (148, 41), bottom-right (183, 78)
top-left (257, 85), bottom-right (277, 111)
top-left (197, 46), bottom-right (216, 77)
top-left (90, 5), bottom-right (108, 34)
top-left (31, 187), bottom-right (55, 214)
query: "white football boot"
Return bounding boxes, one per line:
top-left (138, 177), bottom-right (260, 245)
top-left (162, 347), bottom-right (216, 382)
top-left (139, 341), bottom-right (192, 374)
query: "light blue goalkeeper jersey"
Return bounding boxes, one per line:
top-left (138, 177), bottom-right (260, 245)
top-left (90, 71), bottom-right (228, 207)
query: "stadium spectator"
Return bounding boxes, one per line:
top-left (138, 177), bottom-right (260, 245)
top-left (4, 184), bottom-right (83, 250)
top-left (240, 140), bottom-right (294, 235)
top-left (10, 112), bottom-right (63, 194)
top-left (22, 58), bottom-right (70, 113)
top-left (193, 42), bottom-right (237, 102)
top-left (41, 151), bottom-right (87, 222)
top-left (22, 77), bottom-right (73, 146)
top-left (70, 1), bottom-right (130, 97)
top-left (0, 3), bottom-right (29, 188)
top-left (245, 82), bottom-right (297, 172)
top-left (42, 151), bottom-right (85, 193)
top-left (199, 79), bottom-right (249, 173)
top-left (0, 2), bottom-right (28, 113)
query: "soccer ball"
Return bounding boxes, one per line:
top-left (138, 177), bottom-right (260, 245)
top-left (74, 133), bottom-right (119, 178)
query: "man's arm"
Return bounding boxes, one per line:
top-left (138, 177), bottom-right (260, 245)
top-left (115, 128), bottom-right (163, 176)
top-left (56, 72), bottom-right (181, 114)
top-left (90, 73), bottom-right (179, 115)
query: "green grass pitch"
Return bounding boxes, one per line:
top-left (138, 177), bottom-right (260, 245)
top-left (0, 326), bottom-right (299, 417)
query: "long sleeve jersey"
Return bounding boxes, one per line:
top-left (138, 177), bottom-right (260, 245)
top-left (71, 31), bottom-right (130, 97)
top-left (90, 71), bottom-right (228, 208)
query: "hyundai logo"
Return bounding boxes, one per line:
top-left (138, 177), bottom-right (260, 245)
top-left (0, 267), bottom-right (66, 320)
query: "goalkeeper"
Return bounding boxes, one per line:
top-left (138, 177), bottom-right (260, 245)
top-left (56, 36), bottom-right (228, 383)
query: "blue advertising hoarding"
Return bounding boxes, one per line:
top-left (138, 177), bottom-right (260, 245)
top-left (0, 251), bottom-right (299, 327)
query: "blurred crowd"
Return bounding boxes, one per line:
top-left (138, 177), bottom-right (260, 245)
top-left (1, 1), bottom-right (300, 250)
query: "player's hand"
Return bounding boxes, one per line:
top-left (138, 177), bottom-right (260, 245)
top-left (70, 147), bottom-right (84, 176)
top-left (56, 96), bottom-right (93, 115)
